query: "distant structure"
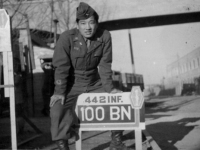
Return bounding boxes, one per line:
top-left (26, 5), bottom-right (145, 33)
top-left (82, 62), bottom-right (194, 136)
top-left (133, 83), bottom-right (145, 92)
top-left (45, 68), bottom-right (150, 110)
top-left (166, 46), bottom-right (200, 95)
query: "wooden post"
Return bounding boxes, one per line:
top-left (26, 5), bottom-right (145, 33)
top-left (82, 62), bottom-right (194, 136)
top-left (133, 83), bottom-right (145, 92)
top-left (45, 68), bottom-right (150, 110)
top-left (53, 19), bottom-right (58, 47)
top-left (135, 129), bottom-right (142, 150)
top-left (0, 0), bottom-right (3, 9)
top-left (24, 15), bottom-right (35, 116)
top-left (24, 45), bottom-right (34, 116)
top-left (25, 14), bottom-right (35, 69)
top-left (19, 42), bottom-right (25, 71)
top-left (0, 53), bottom-right (2, 85)
top-left (3, 52), bottom-right (9, 96)
top-left (8, 51), bottom-right (17, 150)
top-left (76, 130), bottom-right (82, 150)
top-left (0, 9), bottom-right (17, 149)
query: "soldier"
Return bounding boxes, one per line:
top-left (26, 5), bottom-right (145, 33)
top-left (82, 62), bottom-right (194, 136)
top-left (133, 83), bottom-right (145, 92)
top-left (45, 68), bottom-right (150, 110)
top-left (50, 2), bottom-right (131, 150)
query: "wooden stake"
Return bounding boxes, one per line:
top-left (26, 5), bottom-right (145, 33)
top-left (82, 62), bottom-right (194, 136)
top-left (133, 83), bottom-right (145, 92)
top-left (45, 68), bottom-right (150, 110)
top-left (3, 51), bottom-right (9, 97)
top-left (25, 14), bottom-right (35, 69)
top-left (8, 51), bottom-right (17, 149)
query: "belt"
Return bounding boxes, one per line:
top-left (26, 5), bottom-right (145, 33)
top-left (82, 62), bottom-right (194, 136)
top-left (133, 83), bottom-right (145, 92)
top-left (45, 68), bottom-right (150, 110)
top-left (68, 68), bottom-right (100, 84)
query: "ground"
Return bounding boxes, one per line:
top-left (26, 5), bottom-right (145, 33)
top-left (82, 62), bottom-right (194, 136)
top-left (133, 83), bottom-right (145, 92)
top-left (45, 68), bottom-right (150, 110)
top-left (145, 95), bottom-right (200, 150)
top-left (1, 95), bottom-right (200, 150)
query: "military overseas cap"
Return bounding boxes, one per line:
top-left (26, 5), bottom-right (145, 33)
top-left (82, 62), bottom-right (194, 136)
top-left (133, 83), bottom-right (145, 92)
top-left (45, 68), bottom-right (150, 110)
top-left (76, 2), bottom-right (99, 21)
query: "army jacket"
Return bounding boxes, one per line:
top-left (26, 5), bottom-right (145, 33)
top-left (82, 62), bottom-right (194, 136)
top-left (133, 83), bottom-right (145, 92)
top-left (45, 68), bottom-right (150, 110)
top-left (52, 28), bottom-right (114, 95)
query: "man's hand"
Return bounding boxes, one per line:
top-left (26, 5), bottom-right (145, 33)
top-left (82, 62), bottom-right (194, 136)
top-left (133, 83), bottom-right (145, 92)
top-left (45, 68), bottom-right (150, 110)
top-left (50, 95), bottom-right (65, 107)
top-left (110, 88), bottom-right (123, 94)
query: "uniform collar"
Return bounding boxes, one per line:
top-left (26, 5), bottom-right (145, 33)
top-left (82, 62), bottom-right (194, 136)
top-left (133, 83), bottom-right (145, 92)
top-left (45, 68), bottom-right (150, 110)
top-left (72, 28), bottom-right (81, 42)
top-left (72, 28), bottom-right (103, 53)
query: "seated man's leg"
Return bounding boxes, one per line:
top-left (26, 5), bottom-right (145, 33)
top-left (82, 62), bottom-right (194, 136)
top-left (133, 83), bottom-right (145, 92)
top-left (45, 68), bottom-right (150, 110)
top-left (50, 92), bottom-right (80, 150)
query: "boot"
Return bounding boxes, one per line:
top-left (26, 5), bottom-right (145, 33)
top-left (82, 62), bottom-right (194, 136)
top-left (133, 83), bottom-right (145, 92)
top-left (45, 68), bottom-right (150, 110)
top-left (109, 131), bottom-right (131, 150)
top-left (69, 124), bottom-right (80, 141)
top-left (55, 140), bottom-right (69, 150)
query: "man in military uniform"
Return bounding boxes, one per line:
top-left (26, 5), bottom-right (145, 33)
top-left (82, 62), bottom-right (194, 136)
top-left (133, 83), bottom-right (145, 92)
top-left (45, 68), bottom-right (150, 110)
top-left (50, 2), bottom-right (131, 150)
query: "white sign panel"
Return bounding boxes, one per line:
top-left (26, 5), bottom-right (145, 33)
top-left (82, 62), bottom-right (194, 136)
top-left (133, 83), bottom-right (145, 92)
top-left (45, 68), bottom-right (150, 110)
top-left (76, 87), bottom-right (145, 131)
top-left (0, 9), bottom-right (11, 52)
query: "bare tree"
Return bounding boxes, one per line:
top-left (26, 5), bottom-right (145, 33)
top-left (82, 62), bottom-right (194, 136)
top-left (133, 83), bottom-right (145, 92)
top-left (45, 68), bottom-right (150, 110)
top-left (54, 0), bottom-right (79, 33)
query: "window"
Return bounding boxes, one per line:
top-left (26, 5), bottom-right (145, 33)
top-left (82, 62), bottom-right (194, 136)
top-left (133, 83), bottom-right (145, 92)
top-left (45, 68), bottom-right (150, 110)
top-left (191, 61), bottom-right (194, 70)
top-left (198, 57), bottom-right (200, 67)
top-left (187, 62), bottom-right (190, 71)
top-left (195, 59), bottom-right (197, 68)
top-left (194, 58), bottom-right (198, 68)
top-left (176, 68), bottom-right (178, 75)
top-left (182, 65), bottom-right (184, 73)
top-left (179, 66), bottom-right (182, 74)
top-left (184, 63), bottom-right (187, 72)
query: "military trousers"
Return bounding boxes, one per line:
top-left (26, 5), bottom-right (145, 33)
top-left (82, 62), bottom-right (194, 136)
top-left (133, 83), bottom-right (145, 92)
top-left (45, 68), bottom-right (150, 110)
top-left (50, 86), bottom-right (105, 141)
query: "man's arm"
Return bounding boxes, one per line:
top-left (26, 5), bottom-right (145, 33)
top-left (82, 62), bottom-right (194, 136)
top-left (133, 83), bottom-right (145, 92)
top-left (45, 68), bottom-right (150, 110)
top-left (50, 33), bottom-right (71, 106)
top-left (98, 31), bottom-right (115, 92)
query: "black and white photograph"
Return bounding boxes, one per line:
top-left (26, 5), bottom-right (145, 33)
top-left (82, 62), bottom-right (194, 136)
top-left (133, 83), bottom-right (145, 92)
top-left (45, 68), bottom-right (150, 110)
top-left (0, 0), bottom-right (200, 150)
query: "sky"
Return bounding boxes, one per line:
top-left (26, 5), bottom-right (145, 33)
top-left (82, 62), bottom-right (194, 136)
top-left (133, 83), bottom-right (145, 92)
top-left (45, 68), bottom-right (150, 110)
top-left (111, 22), bottom-right (200, 85)
top-left (16, 0), bottom-right (200, 86)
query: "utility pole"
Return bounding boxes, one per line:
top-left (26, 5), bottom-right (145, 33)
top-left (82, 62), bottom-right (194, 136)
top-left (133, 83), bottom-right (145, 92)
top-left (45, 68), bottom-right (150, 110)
top-left (0, 0), bottom-right (3, 9)
top-left (50, 0), bottom-right (54, 40)
top-left (53, 19), bottom-right (59, 47)
top-left (177, 53), bottom-right (180, 78)
top-left (176, 53), bottom-right (182, 95)
top-left (128, 29), bottom-right (135, 74)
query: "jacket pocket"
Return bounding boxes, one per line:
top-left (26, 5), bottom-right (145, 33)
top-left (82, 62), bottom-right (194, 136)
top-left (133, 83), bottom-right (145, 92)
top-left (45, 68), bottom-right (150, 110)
top-left (71, 47), bottom-right (85, 69)
top-left (89, 49), bottom-right (103, 68)
top-left (94, 49), bottom-right (103, 57)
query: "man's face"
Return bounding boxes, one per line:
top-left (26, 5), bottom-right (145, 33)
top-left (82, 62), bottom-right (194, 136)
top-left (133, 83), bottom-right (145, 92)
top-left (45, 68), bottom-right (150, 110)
top-left (77, 16), bottom-right (98, 38)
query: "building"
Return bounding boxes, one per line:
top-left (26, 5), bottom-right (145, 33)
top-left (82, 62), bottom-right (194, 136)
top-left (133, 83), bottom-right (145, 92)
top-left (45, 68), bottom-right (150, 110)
top-left (166, 47), bottom-right (200, 95)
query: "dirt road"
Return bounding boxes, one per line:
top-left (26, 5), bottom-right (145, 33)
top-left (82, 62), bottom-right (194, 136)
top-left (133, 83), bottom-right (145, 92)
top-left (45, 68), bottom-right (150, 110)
top-left (1, 95), bottom-right (200, 150)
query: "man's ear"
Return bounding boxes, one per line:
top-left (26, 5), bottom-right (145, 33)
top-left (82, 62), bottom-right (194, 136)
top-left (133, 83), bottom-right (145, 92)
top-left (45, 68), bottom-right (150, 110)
top-left (76, 23), bottom-right (79, 29)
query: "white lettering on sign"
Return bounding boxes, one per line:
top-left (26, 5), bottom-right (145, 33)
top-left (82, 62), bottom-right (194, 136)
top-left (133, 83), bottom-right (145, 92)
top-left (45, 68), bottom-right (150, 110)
top-left (81, 106), bottom-right (105, 121)
top-left (96, 107), bottom-right (104, 121)
top-left (122, 106), bottom-right (131, 120)
top-left (79, 105), bottom-right (133, 123)
top-left (85, 107), bottom-right (94, 121)
top-left (76, 90), bottom-right (145, 130)
top-left (110, 106), bottom-right (120, 120)
top-left (110, 106), bottom-right (131, 120)
top-left (84, 95), bottom-right (123, 104)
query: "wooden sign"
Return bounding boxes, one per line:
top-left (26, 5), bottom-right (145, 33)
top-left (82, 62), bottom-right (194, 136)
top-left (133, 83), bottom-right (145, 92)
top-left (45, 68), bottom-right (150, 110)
top-left (0, 9), bottom-right (12, 96)
top-left (75, 86), bottom-right (145, 150)
top-left (0, 9), bottom-right (17, 150)
top-left (76, 86), bottom-right (145, 131)
top-left (0, 9), bottom-right (11, 52)
top-left (0, 9), bottom-right (9, 28)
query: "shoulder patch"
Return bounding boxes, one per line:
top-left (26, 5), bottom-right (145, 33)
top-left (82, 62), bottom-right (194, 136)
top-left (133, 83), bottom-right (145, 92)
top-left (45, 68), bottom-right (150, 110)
top-left (55, 80), bottom-right (62, 85)
top-left (100, 29), bottom-right (111, 43)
